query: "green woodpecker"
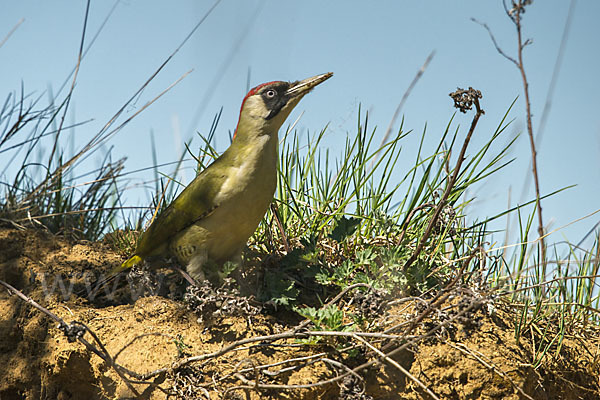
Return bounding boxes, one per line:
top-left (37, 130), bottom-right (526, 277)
top-left (119, 72), bottom-right (333, 283)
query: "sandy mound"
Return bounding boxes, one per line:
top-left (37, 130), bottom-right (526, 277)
top-left (1, 227), bottom-right (598, 399)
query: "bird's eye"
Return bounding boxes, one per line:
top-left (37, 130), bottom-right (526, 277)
top-left (265, 89), bottom-right (276, 98)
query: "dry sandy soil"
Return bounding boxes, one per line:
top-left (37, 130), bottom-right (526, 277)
top-left (1, 227), bottom-right (599, 399)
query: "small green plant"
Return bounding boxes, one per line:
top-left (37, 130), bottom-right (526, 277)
top-left (295, 304), bottom-right (349, 332)
top-left (173, 334), bottom-right (191, 358)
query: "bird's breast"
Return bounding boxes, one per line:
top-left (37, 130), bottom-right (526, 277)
top-left (174, 135), bottom-right (278, 263)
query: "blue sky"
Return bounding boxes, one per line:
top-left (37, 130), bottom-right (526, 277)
top-left (1, 1), bottom-right (599, 248)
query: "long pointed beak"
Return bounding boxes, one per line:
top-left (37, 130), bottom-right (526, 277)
top-left (286, 72), bottom-right (333, 98)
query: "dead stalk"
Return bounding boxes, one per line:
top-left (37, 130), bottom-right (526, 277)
top-left (475, 0), bottom-right (547, 267)
top-left (403, 91), bottom-right (484, 271)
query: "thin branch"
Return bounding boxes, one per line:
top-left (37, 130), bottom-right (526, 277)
top-left (241, 296), bottom-right (489, 393)
top-left (141, 283), bottom-right (375, 380)
top-left (0, 279), bottom-right (142, 395)
top-left (353, 334), bottom-right (440, 400)
top-left (476, 0), bottom-right (547, 270)
top-left (471, 18), bottom-right (518, 66)
top-left (0, 18), bottom-right (24, 50)
top-left (513, 1), bottom-right (547, 267)
top-left (448, 342), bottom-right (535, 400)
top-left (522, 0), bottom-right (576, 204)
top-left (397, 202), bottom-right (435, 245)
top-left (403, 90), bottom-right (484, 271)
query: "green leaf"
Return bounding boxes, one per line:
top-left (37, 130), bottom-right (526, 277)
top-left (295, 304), bottom-right (346, 331)
top-left (222, 261), bottom-right (238, 277)
top-left (329, 216), bottom-right (361, 242)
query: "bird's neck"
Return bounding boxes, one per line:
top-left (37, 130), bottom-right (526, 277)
top-left (230, 115), bottom-right (279, 156)
top-left (224, 118), bottom-right (279, 171)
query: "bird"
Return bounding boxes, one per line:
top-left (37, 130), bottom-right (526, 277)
top-left (117, 72), bottom-right (333, 284)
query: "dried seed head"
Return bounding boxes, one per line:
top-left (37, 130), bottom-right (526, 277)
top-left (449, 87), bottom-right (483, 113)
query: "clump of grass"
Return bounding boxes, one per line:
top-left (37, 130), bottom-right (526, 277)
top-left (246, 95), bottom-right (515, 307)
top-left (0, 89), bottom-right (124, 240)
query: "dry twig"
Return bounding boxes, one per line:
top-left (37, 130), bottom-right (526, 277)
top-left (403, 88), bottom-right (484, 271)
top-left (353, 333), bottom-right (440, 400)
top-left (474, 0), bottom-right (547, 268)
top-left (448, 342), bottom-right (535, 400)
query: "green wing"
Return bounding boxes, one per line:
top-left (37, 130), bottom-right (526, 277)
top-left (134, 163), bottom-right (227, 258)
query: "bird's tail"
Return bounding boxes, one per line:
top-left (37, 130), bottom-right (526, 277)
top-left (110, 254), bottom-right (142, 275)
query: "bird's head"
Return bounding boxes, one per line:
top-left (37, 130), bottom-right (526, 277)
top-left (233, 72), bottom-right (333, 141)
